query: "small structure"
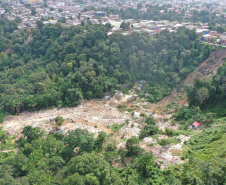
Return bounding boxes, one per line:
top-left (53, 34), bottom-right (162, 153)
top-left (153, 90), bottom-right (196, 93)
top-left (192, 122), bottom-right (200, 129)
top-left (115, 94), bottom-right (123, 100)
top-left (114, 90), bottom-right (123, 100)
top-left (105, 96), bottom-right (110, 101)
top-left (137, 86), bottom-right (142, 92)
top-left (145, 93), bottom-right (150, 97)
top-left (137, 84), bottom-right (144, 92)
top-left (127, 94), bottom-right (138, 102)
top-left (202, 34), bottom-right (211, 42)
top-left (138, 80), bottom-right (147, 84)
top-left (94, 11), bottom-right (106, 17)
top-left (16, 135), bottom-right (24, 142)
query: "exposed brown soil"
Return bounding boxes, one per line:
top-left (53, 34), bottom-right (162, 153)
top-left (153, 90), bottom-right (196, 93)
top-left (152, 48), bottom-right (226, 112)
top-left (186, 48), bottom-right (226, 84)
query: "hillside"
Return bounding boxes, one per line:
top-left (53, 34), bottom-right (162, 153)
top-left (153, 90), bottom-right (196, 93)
top-left (0, 21), bottom-right (212, 115)
top-left (0, 21), bottom-right (226, 184)
top-left (153, 48), bottom-right (226, 112)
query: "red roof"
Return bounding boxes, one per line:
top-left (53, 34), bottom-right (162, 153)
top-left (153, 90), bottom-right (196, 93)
top-left (192, 122), bottom-right (200, 127)
top-left (16, 135), bottom-right (24, 141)
top-left (154, 29), bottom-right (162, 34)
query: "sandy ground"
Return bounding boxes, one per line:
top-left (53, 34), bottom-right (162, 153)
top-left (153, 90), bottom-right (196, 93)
top-left (2, 99), bottom-right (136, 135)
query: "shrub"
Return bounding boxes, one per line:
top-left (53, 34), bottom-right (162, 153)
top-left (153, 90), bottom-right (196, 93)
top-left (173, 107), bottom-right (194, 121)
top-left (0, 109), bottom-right (5, 124)
top-left (55, 116), bottom-right (64, 126)
top-left (158, 138), bottom-right (179, 146)
top-left (111, 123), bottom-right (126, 132)
top-left (140, 113), bottom-right (147, 117)
top-left (165, 128), bottom-right (179, 137)
top-left (139, 115), bottom-right (159, 138)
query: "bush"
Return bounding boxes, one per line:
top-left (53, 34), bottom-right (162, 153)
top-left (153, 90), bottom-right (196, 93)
top-left (126, 136), bottom-right (144, 157)
top-left (158, 138), bottom-right (179, 146)
top-left (55, 116), bottom-right (64, 126)
top-left (111, 123), bottom-right (126, 132)
top-left (165, 128), bottom-right (179, 137)
top-left (158, 139), bottom-right (171, 146)
top-left (140, 113), bottom-right (147, 117)
top-left (173, 107), bottom-right (194, 121)
top-left (139, 115), bottom-right (159, 138)
top-left (117, 104), bottom-right (125, 109)
top-left (0, 109), bottom-right (5, 124)
top-left (0, 151), bottom-right (15, 164)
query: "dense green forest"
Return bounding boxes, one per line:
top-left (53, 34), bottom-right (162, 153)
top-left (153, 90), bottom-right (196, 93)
top-left (0, 17), bottom-right (212, 114)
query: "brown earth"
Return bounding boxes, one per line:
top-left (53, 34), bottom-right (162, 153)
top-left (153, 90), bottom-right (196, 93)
top-left (153, 48), bottom-right (226, 112)
top-left (186, 48), bottom-right (226, 84)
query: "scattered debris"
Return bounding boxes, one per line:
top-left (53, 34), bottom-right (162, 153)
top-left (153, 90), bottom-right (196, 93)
top-left (143, 137), bottom-right (157, 144)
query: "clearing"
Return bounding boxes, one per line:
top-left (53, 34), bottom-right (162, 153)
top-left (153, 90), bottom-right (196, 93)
top-left (2, 99), bottom-right (135, 136)
top-left (1, 48), bottom-right (226, 168)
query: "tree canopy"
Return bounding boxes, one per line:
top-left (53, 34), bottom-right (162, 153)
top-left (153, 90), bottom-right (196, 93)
top-left (0, 19), bottom-right (210, 114)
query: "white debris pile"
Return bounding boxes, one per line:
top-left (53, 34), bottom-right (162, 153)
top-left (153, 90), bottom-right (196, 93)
top-left (156, 121), bottom-right (178, 131)
top-left (134, 112), bottom-right (140, 118)
top-left (2, 100), bottom-right (133, 135)
top-left (143, 137), bottom-right (157, 144)
top-left (170, 143), bottom-right (183, 151)
top-left (120, 123), bottom-right (141, 138)
top-left (176, 135), bottom-right (190, 144)
top-left (60, 123), bottom-right (102, 134)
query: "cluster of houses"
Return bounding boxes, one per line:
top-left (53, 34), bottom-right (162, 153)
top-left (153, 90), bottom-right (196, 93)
top-left (1, 0), bottom-right (225, 30)
top-left (201, 31), bottom-right (226, 45)
top-left (1, 0), bottom-right (225, 46)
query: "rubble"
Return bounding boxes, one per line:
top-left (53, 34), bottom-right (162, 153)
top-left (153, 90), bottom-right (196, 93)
top-left (156, 120), bottom-right (178, 131)
top-left (143, 137), bottom-right (157, 144)
top-left (176, 135), bottom-right (190, 144)
top-left (134, 112), bottom-right (140, 118)
top-left (120, 123), bottom-right (141, 138)
top-left (1, 89), bottom-right (191, 170)
top-left (141, 134), bottom-right (190, 169)
top-left (2, 100), bottom-right (132, 135)
top-left (60, 123), bottom-right (102, 134)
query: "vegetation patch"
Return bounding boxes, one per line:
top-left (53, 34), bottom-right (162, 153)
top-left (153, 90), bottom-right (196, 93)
top-left (0, 109), bottom-right (5, 124)
top-left (111, 123), bottom-right (126, 132)
top-left (158, 138), bottom-right (180, 146)
top-left (0, 151), bottom-right (15, 165)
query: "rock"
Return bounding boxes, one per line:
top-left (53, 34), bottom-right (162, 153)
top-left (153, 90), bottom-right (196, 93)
top-left (32, 122), bottom-right (41, 128)
top-left (176, 135), bottom-right (190, 144)
top-left (134, 112), bottom-right (140, 117)
top-left (143, 137), bottom-right (157, 144)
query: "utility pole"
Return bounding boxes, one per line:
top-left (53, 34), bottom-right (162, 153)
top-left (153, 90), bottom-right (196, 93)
top-left (84, 17), bottom-right (87, 30)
